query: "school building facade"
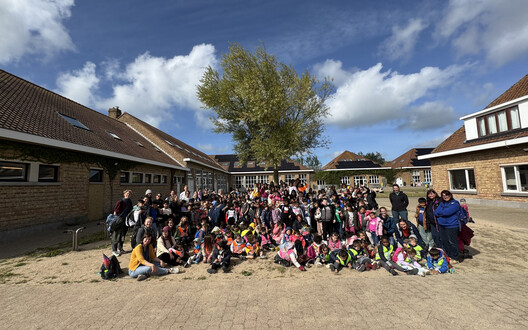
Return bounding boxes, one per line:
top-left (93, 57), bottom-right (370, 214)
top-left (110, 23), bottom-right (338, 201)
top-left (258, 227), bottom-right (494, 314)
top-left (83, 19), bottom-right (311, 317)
top-left (420, 73), bottom-right (528, 209)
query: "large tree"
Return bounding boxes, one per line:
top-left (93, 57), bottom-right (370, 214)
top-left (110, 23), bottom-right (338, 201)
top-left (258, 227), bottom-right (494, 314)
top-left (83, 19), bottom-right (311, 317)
top-left (197, 43), bottom-right (334, 183)
top-left (358, 151), bottom-right (386, 165)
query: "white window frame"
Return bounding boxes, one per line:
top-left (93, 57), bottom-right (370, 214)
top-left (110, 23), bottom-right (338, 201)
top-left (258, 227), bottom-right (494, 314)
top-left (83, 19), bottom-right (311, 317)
top-left (316, 180), bottom-right (325, 186)
top-left (284, 174), bottom-right (294, 183)
top-left (412, 170), bottom-right (421, 185)
top-left (424, 170), bottom-right (432, 183)
top-left (500, 163), bottom-right (528, 193)
top-left (246, 175), bottom-right (257, 188)
top-left (448, 168), bottom-right (476, 192)
top-left (235, 176), bottom-right (244, 188)
top-left (368, 175), bottom-right (379, 184)
top-left (354, 175), bottom-right (366, 186)
top-left (340, 176), bottom-right (350, 185)
top-left (298, 174), bottom-right (306, 185)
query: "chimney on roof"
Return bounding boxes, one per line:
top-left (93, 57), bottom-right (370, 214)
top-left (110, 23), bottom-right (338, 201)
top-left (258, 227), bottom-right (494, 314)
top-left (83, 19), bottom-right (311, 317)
top-left (108, 106), bottom-right (122, 119)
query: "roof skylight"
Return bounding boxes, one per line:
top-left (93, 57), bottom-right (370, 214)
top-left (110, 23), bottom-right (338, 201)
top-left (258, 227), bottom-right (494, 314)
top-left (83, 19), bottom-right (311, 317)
top-left (58, 113), bottom-right (90, 130)
top-left (106, 131), bottom-right (121, 140)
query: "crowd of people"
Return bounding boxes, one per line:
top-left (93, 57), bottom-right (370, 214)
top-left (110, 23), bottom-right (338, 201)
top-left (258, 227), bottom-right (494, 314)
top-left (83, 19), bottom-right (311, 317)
top-left (109, 180), bottom-right (474, 281)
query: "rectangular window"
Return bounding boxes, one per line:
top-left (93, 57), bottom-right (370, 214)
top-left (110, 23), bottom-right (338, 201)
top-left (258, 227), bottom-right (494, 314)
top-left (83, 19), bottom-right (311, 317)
top-left (497, 110), bottom-right (508, 132)
top-left (511, 107), bottom-right (520, 129)
top-left (89, 169), bottom-right (103, 183)
top-left (284, 174), bottom-right (294, 183)
top-left (153, 174), bottom-right (161, 184)
top-left (449, 169), bottom-right (476, 191)
top-left (235, 176), bottom-right (244, 188)
top-left (424, 170), bottom-right (432, 183)
top-left (145, 174), bottom-right (151, 184)
top-left (187, 172), bottom-right (194, 191)
top-left (487, 114), bottom-right (497, 134)
top-left (0, 161), bottom-right (29, 182)
top-left (246, 175), bottom-right (256, 188)
top-left (478, 117), bottom-right (486, 137)
top-left (502, 165), bottom-right (528, 192)
top-left (369, 175), bottom-right (380, 184)
top-left (412, 170), bottom-right (421, 185)
top-left (298, 174), bottom-right (307, 185)
top-left (162, 175), bottom-right (167, 184)
top-left (132, 172), bottom-right (143, 183)
top-left (247, 161), bottom-right (255, 167)
top-left (120, 172), bottom-right (130, 184)
top-left (38, 165), bottom-right (59, 182)
top-left (257, 175), bottom-right (269, 184)
top-left (354, 176), bottom-right (366, 186)
top-left (316, 180), bottom-right (325, 186)
top-left (340, 176), bottom-right (350, 185)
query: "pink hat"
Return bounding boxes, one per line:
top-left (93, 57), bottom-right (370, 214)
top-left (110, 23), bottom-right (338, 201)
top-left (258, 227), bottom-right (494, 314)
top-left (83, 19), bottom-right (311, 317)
top-left (162, 226), bottom-right (170, 232)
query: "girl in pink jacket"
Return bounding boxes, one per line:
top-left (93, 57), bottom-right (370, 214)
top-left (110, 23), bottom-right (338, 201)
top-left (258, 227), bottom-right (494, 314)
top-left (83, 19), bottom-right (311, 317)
top-left (366, 210), bottom-right (383, 246)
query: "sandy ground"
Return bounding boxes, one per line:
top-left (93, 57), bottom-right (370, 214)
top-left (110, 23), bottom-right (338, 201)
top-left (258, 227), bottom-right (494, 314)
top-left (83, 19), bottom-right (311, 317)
top-left (1, 198), bottom-right (528, 329)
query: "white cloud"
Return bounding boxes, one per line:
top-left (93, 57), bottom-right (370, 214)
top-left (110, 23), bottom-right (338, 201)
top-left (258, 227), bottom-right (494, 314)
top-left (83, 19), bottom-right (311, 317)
top-left (0, 0), bottom-right (75, 64)
top-left (401, 102), bottom-right (457, 131)
top-left (435, 0), bottom-right (528, 66)
top-left (315, 61), bottom-right (466, 128)
top-left (380, 18), bottom-right (428, 61)
top-left (55, 44), bottom-right (218, 129)
top-left (56, 62), bottom-right (99, 106)
top-left (417, 132), bottom-right (454, 148)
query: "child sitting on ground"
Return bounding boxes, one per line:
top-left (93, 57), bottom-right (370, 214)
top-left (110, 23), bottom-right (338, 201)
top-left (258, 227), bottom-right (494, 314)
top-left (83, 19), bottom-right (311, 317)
top-left (230, 234), bottom-right (247, 259)
top-left (348, 239), bottom-right (375, 272)
top-left (316, 244), bottom-right (332, 267)
top-left (187, 238), bottom-right (202, 264)
top-left (208, 241), bottom-right (231, 274)
top-left (344, 231), bottom-right (358, 249)
top-left (306, 234), bottom-right (323, 263)
top-left (274, 240), bottom-right (307, 271)
top-left (393, 246), bottom-right (429, 276)
top-left (201, 235), bottom-right (215, 264)
top-left (427, 248), bottom-right (452, 274)
top-left (259, 226), bottom-right (273, 250)
top-left (328, 232), bottom-right (342, 251)
top-left (376, 236), bottom-right (407, 276)
top-left (329, 249), bottom-right (353, 274)
top-left (408, 236), bottom-right (426, 265)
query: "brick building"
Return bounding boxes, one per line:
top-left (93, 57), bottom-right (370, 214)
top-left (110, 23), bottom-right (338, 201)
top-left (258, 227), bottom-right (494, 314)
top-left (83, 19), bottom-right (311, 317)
top-left (320, 151), bottom-right (391, 188)
top-left (387, 148), bottom-right (434, 187)
top-left (0, 70), bottom-right (190, 233)
top-left (419, 73), bottom-right (528, 209)
top-left (212, 154), bottom-right (313, 190)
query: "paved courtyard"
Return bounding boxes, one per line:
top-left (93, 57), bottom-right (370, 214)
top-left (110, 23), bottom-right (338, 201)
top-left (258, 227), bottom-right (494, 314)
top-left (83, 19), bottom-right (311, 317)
top-left (1, 198), bottom-right (527, 329)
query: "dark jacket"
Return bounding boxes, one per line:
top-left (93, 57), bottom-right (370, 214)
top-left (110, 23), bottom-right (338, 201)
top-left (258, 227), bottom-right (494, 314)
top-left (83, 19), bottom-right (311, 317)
top-left (389, 191), bottom-right (409, 212)
top-left (318, 204), bottom-right (335, 222)
top-left (380, 214), bottom-right (397, 236)
top-left (211, 247), bottom-right (231, 265)
top-left (394, 220), bottom-right (424, 247)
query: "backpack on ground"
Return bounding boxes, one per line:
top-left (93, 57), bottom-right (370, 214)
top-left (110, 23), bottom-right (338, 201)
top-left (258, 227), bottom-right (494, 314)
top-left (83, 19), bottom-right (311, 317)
top-left (100, 254), bottom-right (123, 280)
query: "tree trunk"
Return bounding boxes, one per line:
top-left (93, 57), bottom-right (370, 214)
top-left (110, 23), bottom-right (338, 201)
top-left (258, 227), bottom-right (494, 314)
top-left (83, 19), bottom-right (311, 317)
top-left (273, 165), bottom-right (279, 185)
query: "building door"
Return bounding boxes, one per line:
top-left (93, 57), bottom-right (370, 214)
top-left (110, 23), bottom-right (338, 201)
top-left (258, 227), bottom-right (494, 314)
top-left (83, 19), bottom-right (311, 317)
top-left (88, 184), bottom-right (104, 221)
top-left (396, 177), bottom-right (403, 186)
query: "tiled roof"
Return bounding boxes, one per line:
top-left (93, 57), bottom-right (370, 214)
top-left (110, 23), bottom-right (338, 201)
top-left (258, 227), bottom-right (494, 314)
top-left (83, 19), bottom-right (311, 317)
top-left (212, 154), bottom-right (312, 173)
top-left (432, 125), bottom-right (528, 154)
top-left (387, 148), bottom-right (434, 168)
top-left (0, 69), bottom-right (179, 166)
top-left (485, 73), bottom-right (528, 109)
top-left (119, 112), bottom-right (226, 172)
top-left (322, 150), bottom-right (383, 170)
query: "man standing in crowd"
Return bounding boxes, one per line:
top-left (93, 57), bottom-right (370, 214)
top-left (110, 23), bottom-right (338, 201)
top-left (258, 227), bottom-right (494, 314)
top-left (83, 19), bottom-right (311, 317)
top-left (389, 184), bottom-right (409, 222)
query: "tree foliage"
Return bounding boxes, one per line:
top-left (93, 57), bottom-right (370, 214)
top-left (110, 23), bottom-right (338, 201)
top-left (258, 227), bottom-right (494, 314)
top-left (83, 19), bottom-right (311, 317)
top-left (197, 43), bottom-right (334, 183)
top-left (292, 154), bottom-right (322, 171)
top-left (358, 151), bottom-right (386, 165)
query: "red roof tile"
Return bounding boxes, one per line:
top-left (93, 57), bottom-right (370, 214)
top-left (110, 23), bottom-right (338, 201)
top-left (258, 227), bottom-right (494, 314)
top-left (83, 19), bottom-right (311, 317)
top-left (485, 73), bottom-right (528, 109)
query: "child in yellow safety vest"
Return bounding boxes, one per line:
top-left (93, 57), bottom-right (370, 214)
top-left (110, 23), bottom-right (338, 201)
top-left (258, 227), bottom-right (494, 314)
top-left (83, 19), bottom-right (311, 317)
top-left (376, 236), bottom-right (407, 276)
top-left (329, 249), bottom-right (353, 274)
top-left (348, 239), bottom-right (376, 272)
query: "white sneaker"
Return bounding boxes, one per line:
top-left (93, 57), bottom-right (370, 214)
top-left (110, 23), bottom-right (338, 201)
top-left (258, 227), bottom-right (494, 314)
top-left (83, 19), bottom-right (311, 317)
top-left (169, 267), bottom-right (180, 274)
top-left (137, 274), bottom-right (147, 281)
top-left (315, 261), bottom-right (323, 267)
top-left (325, 264), bottom-right (331, 269)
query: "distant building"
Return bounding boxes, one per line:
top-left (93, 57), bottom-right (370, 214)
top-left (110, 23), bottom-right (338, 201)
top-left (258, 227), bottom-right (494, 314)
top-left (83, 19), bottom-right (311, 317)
top-left (387, 148), bottom-right (434, 187)
top-left (320, 151), bottom-right (391, 187)
top-left (420, 73), bottom-right (528, 208)
top-left (212, 154), bottom-right (313, 190)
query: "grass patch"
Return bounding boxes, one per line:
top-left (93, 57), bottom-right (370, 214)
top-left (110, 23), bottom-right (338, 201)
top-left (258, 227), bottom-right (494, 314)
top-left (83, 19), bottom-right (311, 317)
top-left (183, 277), bottom-right (192, 280)
top-left (44, 276), bottom-right (58, 280)
top-left (61, 280), bottom-right (71, 284)
top-left (0, 259), bottom-right (8, 264)
top-left (275, 266), bottom-right (286, 274)
top-left (90, 279), bottom-right (100, 283)
top-left (241, 270), bottom-right (252, 276)
top-left (61, 262), bottom-right (69, 266)
top-left (16, 279), bottom-right (28, 284)
top-left (197, 276), bottom-right (207, 280)
top-left (14, 262), bottom-right (27, 267)
top-left (0, 270), bottom-right (19, 283)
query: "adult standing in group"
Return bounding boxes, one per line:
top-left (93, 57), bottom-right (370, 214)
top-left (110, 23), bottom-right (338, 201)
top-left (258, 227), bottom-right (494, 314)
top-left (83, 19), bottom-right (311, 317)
top-left (425, 189), bottom-right (442, 249)
top-left (112, 189), bottom-right (133, 256)
top-left (389, 184), bottom-right (409, 222)
top-left (317, 199), bottom-right (335, 241)
top-left (434, 190), bottom-right (461, 262)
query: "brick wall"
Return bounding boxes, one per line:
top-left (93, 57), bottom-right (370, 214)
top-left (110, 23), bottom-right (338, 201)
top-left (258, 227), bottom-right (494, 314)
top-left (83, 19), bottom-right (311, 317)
top-left (1, 151), bottom-right (173, 231)
top-left (430, 144), bottom-right (528, 202)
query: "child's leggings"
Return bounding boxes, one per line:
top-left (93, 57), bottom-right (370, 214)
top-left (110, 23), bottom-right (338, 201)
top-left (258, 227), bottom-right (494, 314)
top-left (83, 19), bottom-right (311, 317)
top-left (378, 260), bottom-right (407, 273)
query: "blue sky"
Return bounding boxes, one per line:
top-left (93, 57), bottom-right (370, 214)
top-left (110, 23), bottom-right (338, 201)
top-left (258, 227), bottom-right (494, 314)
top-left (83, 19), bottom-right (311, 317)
top-left (2, 0), bottom-right (528, 165)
